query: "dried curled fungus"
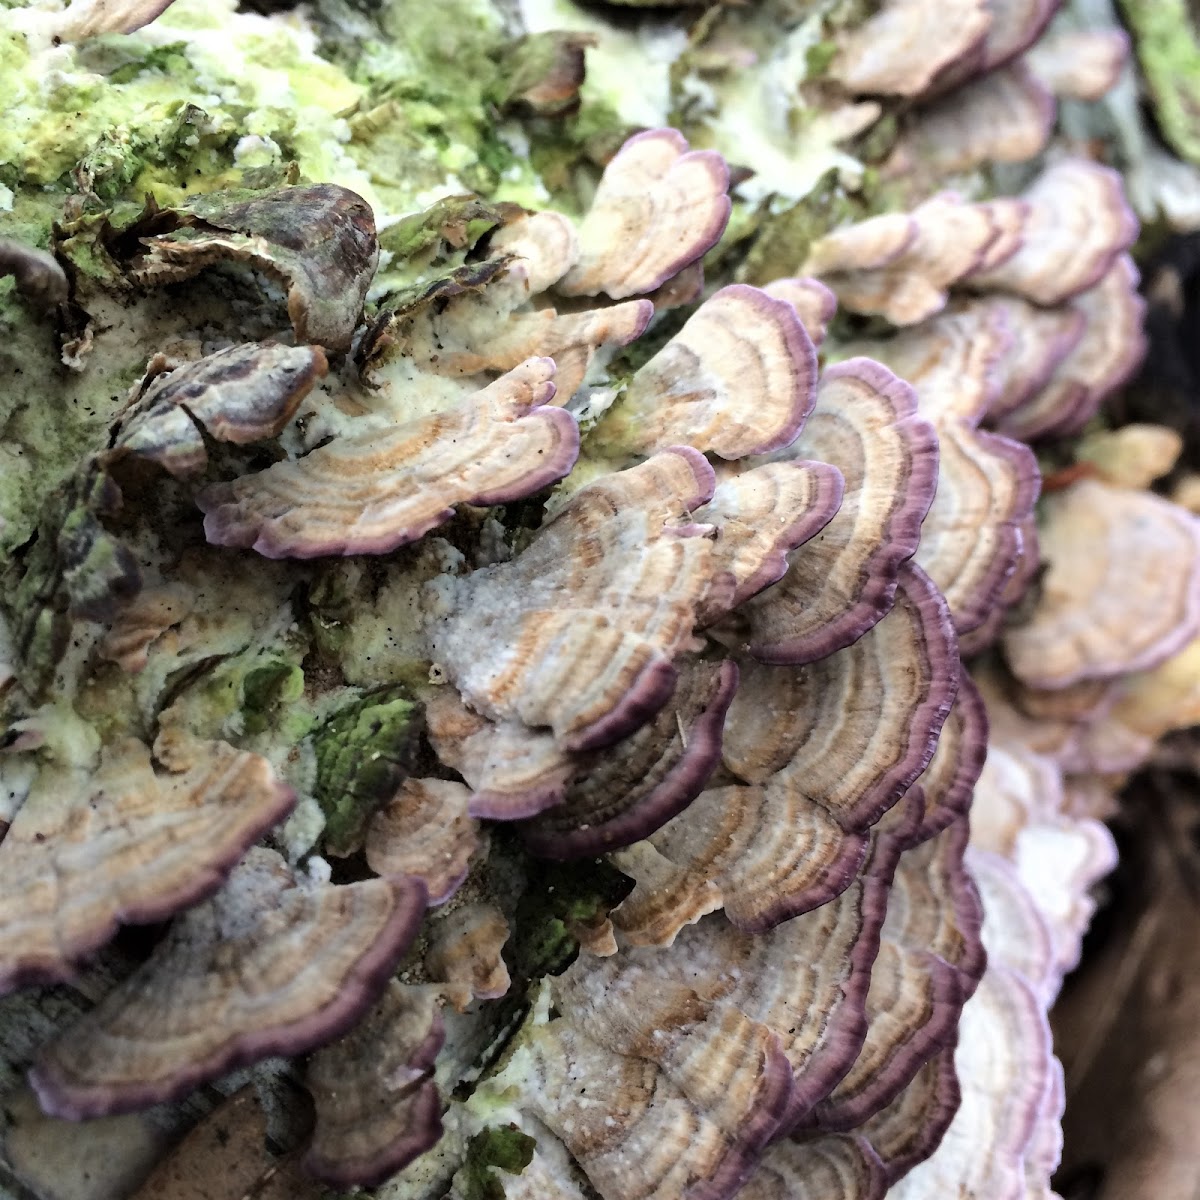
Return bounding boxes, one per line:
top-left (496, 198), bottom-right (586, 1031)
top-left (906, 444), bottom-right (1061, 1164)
top-left (0, 238), bottom-right (69, 312)
top-left (129, 184), bottom-right (379, 351)
top-left (116, 343), bottom-right (328, 477)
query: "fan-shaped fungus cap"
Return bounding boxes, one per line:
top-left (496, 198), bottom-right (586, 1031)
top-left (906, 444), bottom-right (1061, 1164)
top-left (842, 303), bottom-right (1012, 427)
top-left (1026, 26), bottom-right (1130, 100)
top-left (365, 778), bottom-right (479, 905)
top-left (974, 0), bottom-right (1061, 72)
top-left (929, 0), bottom-right (1061, 92)
top-left (614, 565), bottom-right (956, 943)
top-left (128, 184), bottom-right (379, 351)
top-left (0, 732), bottom-right (293, 993)
top-left (555, 128), bottom-right (731, 299)
top-left (304, 983), bottom-right (444, 1187)
top-left (909, 670), bottom-right (989, 840)
top-left (968, 849), bottom-right (1056, 1002)
top-left (592, 285), bottom-right (819, 459)
top-left (914, 420), bottom-right (1039, 635)
top-left (803, 213), bottom-right (917, 278)
top-left (200, 357), bottom-right (579, 558)
top-left (426, 903), bottom-right (512, 1010)
top-left (994, 255), bottom-right (1146, 440)
top-left (966, 159), bottom-right (1138, 306)
top-left (979, 295), bottom-right (1086, 423)
top-left (743, 360), bottom-right (939, 664)
top-left (424, 693), bottom-right (575, 819)
top-left (1075, 423), bottom-right (1183, 489)
top-left (427, 448), bottom-right (718, 752)
top-left (971, 737), bottom-right (1118, 980)
top-left (47, 0), bottom-right (177, 40)
top-left (899, 62), bottom-right (1055, 177)
top-left (807, 194), bottom-right (1005, 325)
top-left (1003, 478), bottom-right (1200, 688)
top-left (886, 968), bottom-right (1051, 1198)
top-left (695, 462), bottom-right (845, 624)
top-left (29, 849), bottom-right (427, 1119)
top-left (0, 238), bottom-right (68, 312)
top-left (115, 343), bottom-right (328, 477)
top-left (369, 261), bottom-right (652, 401)
top-left (829, 0), bottom-right (990, 96)
top-left (811, 819), bottom-right (984, 1132)
top-left (520, 658), bottom-right (739, 858)
top-left (762, 277), bottom-right (839, 347)
top-left (851, 1044), bottom-right (961, 1185)
top-left (1106, 636), bottom-right (1200, 746)
top-left (496, 30), bottom-right (596, 118)
top-left (488, 210), bottom-right (580, 294)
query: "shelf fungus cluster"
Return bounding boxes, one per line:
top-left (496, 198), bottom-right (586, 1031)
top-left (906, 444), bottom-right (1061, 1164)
top-left (0, 118), bottom-right (1093, 1200)
top-left (0, 0), bottom-right (1192, 1195)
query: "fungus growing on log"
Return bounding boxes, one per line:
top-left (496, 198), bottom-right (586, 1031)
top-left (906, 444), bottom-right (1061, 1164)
top-left (200, 358), bottom-right (580, 557)
top-left (30, 850), bottom-right (426, 1118)
top-left (1003, 478), bottom-right (1200, 688)
top-left (0, 2), bottom-right (1170, 1184)
top-left (0, 733), bottom-right (293, 992)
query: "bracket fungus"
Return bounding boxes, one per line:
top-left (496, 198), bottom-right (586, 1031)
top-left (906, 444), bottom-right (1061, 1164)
top-left (967, 159), bottom-right (1138, 306)
top-left (592, 285), bottom-right (819, 459)
top-left (0, 733), bottom-right (293, 993)
top-left (29, 849), bottom-right (427, 1119)
top-left (0, 0), bottom-right (1173, 1185)
top-left (115, 343), bottom-right (328, 477)
top-left (741, 360), bottom-right (939, 664)
top-left (1026, 26), bottom-right (1131, 101)
top-left (201, 357), bottom-right (580, 557)
top-left (39, 0), bottom-right (178, 40)
top-left (304, 982), bottom-right (445, 1187)
top-left (829, 0), bottom-right (991, 97)
top-left (555, 128), bottom-right (730, 299)
top-left (897, 62), bottom-right (1056, 177)
top-left (1003, 478), bottom-right (1200, 689)
top-left (0, 239), bottom-right (68, 313)
top-left (126, 184), bottom-right (379, 351)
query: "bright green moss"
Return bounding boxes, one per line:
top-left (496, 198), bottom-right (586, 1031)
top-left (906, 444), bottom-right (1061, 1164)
top-left (508, 859), bottom-right (632, 982)
top-left (1120, 0), bottom-right (1200, 166)
top-left (312, 687), bottom-right (424, 856)
top-left (241, 660), bottom-right (305, 736)
top-left (462, 1125), bottom-right (538, 1200)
